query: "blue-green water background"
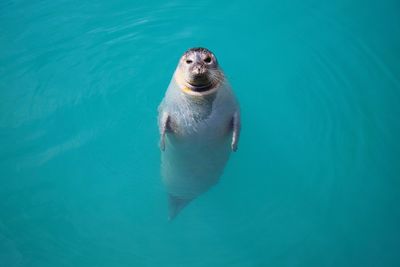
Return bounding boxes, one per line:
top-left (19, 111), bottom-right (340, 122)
top-left (1, 0), bottom-right (400, 266)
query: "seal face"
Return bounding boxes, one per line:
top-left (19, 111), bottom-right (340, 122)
top-left (175, 47), bottom-right (224, 95)
top-left (158, 47), bottom-right (241, 220)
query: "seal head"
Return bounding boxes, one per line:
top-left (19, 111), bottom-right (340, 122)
top-left (175, 47), bottom-right (224, 95)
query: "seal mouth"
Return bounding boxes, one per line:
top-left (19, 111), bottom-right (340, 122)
top-left (186, 74), bottom-right (214, 92)
top-left (186, 81), bottom-right (214, 92)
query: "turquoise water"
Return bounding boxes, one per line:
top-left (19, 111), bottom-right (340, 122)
top-left (1, 0), bottom-right (400, 266)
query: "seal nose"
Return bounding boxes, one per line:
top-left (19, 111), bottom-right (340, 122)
top-left (193, 65), bottom-right (203, 75)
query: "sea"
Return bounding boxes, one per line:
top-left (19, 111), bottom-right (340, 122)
top-left (1, 0), bottom-right (399, 266)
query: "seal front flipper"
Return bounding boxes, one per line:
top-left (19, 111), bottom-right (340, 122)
top-left (231, 111), bottom-right (241, 152)
top-left (168, 194), bottom-right (192, 221)
top-left (159, 111), bottom-right (170, 151)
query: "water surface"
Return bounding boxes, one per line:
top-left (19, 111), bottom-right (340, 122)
top-left (1, 0), bottom-right (400, 266)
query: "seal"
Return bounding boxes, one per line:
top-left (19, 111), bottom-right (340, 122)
top-left (158, 47), bottom-right (241, 220)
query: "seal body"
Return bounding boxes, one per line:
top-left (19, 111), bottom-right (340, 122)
top-left (158, 48), bottom-right (240, 220)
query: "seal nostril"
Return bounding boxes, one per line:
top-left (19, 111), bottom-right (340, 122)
top-left (204, 57), bottom-right (212, 63)
top-left (186, 60), bottom-right (193, 64)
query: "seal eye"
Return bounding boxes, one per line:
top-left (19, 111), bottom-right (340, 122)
top-left (186, 60), bottom-right (193, 64)
top-left (204, 57), bottom-right (212, 63)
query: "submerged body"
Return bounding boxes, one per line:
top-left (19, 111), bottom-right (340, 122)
top-left (158, 48), bottom-right (240, 220)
